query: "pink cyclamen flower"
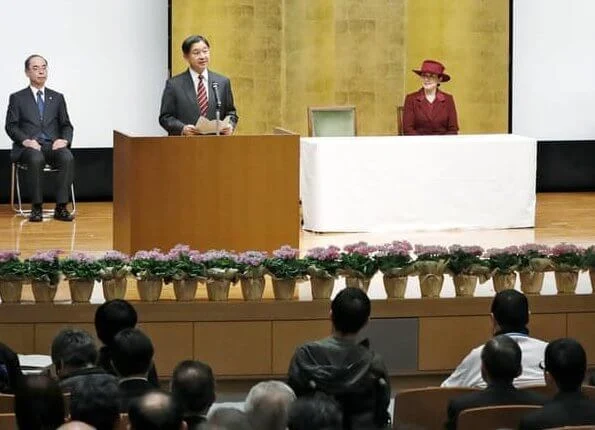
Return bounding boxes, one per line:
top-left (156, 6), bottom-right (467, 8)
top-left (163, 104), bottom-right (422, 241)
top-left (414, 244), bottom-right (448, 256)
top-left (272, 245), bottom-right (299, 260)
top-left (518, 243), bottom-right (550, 255)
top-left (0, 251), bottom-right (20, 263)
top-left (448, 244), bottom-right (484, 256)
top-left (238, 251), bottom-right (268, 266)
top-left (102, 250), bottom-right (130, 263)
top-left (550, 243), bottom-right (583, 256)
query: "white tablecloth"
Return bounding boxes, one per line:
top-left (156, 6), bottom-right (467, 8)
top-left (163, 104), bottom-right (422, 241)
top-left (300, 134), bottom-right (536, 232)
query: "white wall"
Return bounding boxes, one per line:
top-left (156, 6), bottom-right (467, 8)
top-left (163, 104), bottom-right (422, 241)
top-left (0, 0), bottom-right (168, 148)
top-left (513, 0), bottom-right (595, 141)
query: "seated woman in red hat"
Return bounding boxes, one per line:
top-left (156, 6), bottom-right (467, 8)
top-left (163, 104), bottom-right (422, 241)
top-left (402, 60), bottom-right (459, 135)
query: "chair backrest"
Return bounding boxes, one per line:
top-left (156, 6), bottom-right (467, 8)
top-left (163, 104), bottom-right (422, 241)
top-left (0, 413), bottom-right (15, 430)
top-left (522, 384), bottom-right (595, 401)
top-left (396, 105), bottom-right (404, 135)
top-left (0, 395), bottom-right (13, 414)
top-left (393, 386), bottom-right (479, 430)
top-left (545, 426), bottom-right (595, 430)
top-left (457, 404), bottom-right (542, 430)
top-left (307, 106), bottom-right (357, 137)
top-left (272, 126), bottom-right (298, 135)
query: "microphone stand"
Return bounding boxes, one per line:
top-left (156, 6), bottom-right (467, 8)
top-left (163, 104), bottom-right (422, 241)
top-left (212, 82), bottom-right (222, 136)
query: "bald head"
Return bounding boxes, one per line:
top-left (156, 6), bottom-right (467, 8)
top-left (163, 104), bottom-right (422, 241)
top-left (129, 391), bottom-right (185, 430)
top-left (58, 422), bottom-right (95, 430)
top-left (481, 334), bottom-right (522, 384)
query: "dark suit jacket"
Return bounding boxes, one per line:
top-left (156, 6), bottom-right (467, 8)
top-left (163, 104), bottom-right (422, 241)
top-left (445, 382), bottom-right (546, 430)
top-left (5, 87), bottom-right (73, 162)
top-left (402, 88), bottom-right (458, 135)
top-left (119, 378), bottom-right (155, 412)
top-left (159, 69), bottom-right (238, 135)
top-left (519, 391), bottom-right (595, 430)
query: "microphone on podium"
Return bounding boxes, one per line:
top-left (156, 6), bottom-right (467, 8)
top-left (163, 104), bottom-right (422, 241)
top-left (212, 82), bottom-right (222, 109)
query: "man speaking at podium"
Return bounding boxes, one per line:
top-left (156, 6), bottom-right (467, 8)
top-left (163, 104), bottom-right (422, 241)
top-left (159, 35), bottom-right (238, 136)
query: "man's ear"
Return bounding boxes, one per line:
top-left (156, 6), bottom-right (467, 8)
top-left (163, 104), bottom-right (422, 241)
top-left (490, 313), bottom-right (498, 334)
top-left (545, 370), bottom-right (556, 389)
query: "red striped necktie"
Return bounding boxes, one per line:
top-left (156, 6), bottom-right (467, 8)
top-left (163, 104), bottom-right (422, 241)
top-left (197, 75), bottom-right (208, 116)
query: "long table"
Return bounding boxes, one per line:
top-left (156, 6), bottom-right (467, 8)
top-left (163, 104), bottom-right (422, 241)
top-left (300, 134), bottom-right (537, 232)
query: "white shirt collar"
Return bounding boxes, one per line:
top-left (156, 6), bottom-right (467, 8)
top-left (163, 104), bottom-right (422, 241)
top-left (30, 86), bottom-right (46, 99)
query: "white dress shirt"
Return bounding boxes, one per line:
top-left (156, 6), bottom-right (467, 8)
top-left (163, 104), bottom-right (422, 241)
top-left (189, 68), bottom-right (209, 101)
top-left (441, 333), bottom-right (548, 388)
top-left (30, 86), bottom-right (46, 102)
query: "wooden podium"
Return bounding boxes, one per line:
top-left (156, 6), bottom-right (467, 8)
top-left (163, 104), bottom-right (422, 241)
top-left (113, 131), bottom-right (299, 254)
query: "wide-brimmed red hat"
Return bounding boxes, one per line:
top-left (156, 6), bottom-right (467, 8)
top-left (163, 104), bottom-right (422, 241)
top-left (413, 60), bottom-right (450, 82)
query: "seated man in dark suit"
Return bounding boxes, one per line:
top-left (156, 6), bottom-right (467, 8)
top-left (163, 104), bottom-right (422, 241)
top-left (519, 338), bottom-right (595, 429)
top-left (5, 54), bottom-right (74, 222)
top-left (159, 34), bottom-right (238, 136)
top-left (171, 360), bottom-right (216, 430)
top-left (50, 328), bottom-right (115, 393)
top-left (111, 327), bottom-right (156, 412)
top-left (70, 374), bottom-right (121, 430)
top-left (287, 288), bottom-right (391, 430)
top-left (95, 299), bottom-right (159, 387)
top-left (445, 334), bottom-right (546, 430)
top-left (129, 391), bottom-right (186, 430)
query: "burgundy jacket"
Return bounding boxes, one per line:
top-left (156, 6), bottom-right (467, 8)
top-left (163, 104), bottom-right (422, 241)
top-left (402, 88), bottom-right (459, 135)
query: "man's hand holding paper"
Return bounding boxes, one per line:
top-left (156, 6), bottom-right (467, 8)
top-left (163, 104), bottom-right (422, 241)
top-left (195, 115), bottom-right (233, 135)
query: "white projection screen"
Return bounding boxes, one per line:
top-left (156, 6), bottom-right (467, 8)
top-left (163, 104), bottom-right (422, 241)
top-left (512, 0), bottom-right (595, 141)
top-left (0, 0), bottom-right (168, 148)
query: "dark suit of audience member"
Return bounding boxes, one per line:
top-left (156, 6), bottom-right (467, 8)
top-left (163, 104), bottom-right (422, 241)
top-left (159, 34), bottom-right (238, 136)
top-left (111, 328), bottom-right (156, 412)
top-left (0, 342), bottom-right (24, 394)
top-left (288, 288), bottom-right (391, 430)
top-left (171, 360), bottom-right (216, 430)
top-left (445, 335), bottom-right (546, 430)
top-left (4, 54), bottom-right (74, 222)
top-left (519, 338), bottom-right (595, 429)
top-left (51, 327), bottom-right (116, 393)
top-left (15, 375), bottom-right (65, 430)
top-left (402, 60), bottom-right (458, 135)
top-left (95, 299), bottom-right (159, 387)
top-left (70, 375), bottom-right (121, 430)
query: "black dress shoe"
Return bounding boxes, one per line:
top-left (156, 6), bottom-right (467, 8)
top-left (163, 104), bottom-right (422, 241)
top-left (29, 205), bottom-right (43, 222)
top-left (54, 205), bottom-right (74, 222)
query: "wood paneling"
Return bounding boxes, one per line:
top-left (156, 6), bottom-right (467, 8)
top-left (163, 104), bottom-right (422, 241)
top-left (113, 132), bottom-right (299, 254)
top-left (528, 314), bottom-right (566, 341)
top-left (567, 313), bottom-right (595, 366)
top-left (272, 320), bottom-right (331, 375)
top-left (0, 324), bottom-right (34, 354)
top-left (35, 323), bottom-right (96, 356)
top-left (138, 323), bottom-right (194, 377)
top-left (419, 316), bottom-right (491, 371)
top-left (194, 322), bottom-right (272, 376)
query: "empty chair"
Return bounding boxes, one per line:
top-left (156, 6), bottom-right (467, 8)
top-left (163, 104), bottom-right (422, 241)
top-left (307, 106), bottom-right (357, 137)
top-left (457, 404), bottom-right (542, 430)
top-left (545, 426), bottom-right (595, 430)
top-left (393, 386), bottom-right (478, 430)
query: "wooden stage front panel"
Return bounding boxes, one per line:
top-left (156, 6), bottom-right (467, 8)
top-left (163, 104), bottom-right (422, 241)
top-left (0, 295), bottom-right (593, 379)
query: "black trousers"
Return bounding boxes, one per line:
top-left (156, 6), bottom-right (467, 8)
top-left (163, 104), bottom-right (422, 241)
top-left (17, 144), bottom-right (75, 205)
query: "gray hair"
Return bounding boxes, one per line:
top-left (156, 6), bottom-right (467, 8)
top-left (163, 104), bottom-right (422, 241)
top-left (244, 381), bottom-right (296, 430)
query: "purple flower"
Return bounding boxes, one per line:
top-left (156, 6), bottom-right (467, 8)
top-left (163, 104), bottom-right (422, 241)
top-left (448, 244), bottom-right (484, 256)
top-left (272, 245), bottom-right (299, 260)
top-left (414, 244), bottom-right (448, 257)
top-left (0, 251), bottom-right (20, 263)
top-left (518, 243), bottom-right (550, 255)
top-left (67, 252), bottom-right (96, 263)
top-left (102, 250), bottom-right (130, 263)
top-left (306, 246), bottom-right (341, 261)
top-left (198, 250), bottom-right (239, 263)
top-left (376, 241), bottom-right (411, 257)
top-left (133, 248), bottom-right (168, 261)
top-left (550, 243), bottom-right (583, 256)
top-left (29, 249), bottom-right (62, 262)
top-left (237, 251), bottom-right (268, 266)
top-left (484, 246), bottom-right (519, 258)
top-left (343, 242), bottom-right (377, 256)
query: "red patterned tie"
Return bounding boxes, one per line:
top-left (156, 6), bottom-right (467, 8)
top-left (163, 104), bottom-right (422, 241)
top-left (197, 75), bottom-right (208, 117)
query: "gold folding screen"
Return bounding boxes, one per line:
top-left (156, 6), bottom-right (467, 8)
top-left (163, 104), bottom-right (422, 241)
top-left (171, 0), bottom-right (508, 135)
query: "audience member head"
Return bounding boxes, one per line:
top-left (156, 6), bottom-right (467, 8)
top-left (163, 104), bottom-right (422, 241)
top-left (57, 422), bottom-right (95, 430)
top-left (171, 360), bottom-right (215, 416)
top-left (330, 287), bottom-right (371, 335)
top-left (15, 375), bottom-right (65, 430)
top-left (543, 338), bottom-right (587, 393)
top-left (111, 328), bottom-right (154, 377)
top-left (51, 328), bottom-right (98, 377)
top-left (244, 380), bottom-right (296, 430)
top-left (94, 299), bottom-right (138, 346)
top-left (0, 342), bottom-right (23, 393)
top-left (480, 334), bottom-right (522, 385)
top-left (207, 408), bottom-right (253, 430)
top-left (287, 393), bottom-right (343, 430)
top-left (182, 35), bottom-right (210, 54)
top-left (490, 289), bottom-right (529, 334)
top-left (70, 374), bottom-right (120, 430)
top-left (129, 391), bottom-right (186, 430)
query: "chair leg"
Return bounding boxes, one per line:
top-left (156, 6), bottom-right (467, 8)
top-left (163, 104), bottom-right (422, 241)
top-left (70, 183), bottom-right (76, 216)
top-left (14, 166), bottom-right (27, 216)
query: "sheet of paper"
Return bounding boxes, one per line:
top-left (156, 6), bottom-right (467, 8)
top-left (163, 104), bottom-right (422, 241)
top-left (195, 115), bottom-right (232, 134)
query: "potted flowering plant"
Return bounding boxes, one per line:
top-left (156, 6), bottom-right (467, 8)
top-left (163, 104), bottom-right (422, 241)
top-left (130, 249), bottom-right (170, 302)
top-left (264, 245), bottom-right (307, 300)
top-left (446, 245), bottom-right (490, 297)
top-left (97, 250), bottom-right (130, 300)
top-left (26, 249), bottom-right (62, 303)
top-left (517, 243), bottom-right (552, 295)
top-left (549, 243), bottom-right (585, 294)
top-left (338, 242), bottom-right (378, 293)
top-left (166, 245), bottom-right (206, 301)
top-left (60, 252), bottom-right (102, 303)
top-left (583, 245), bottom-right (595, 292)
top-left (412, 245), bottom-right (449, 298)
top-left (374, 241), bottom-right (414, 299)
top-left (305, 245), bottom-right (341, 299)
top-left (0, 251), bottom-right (27, 303)
top-left (236, 251), bottom-right (268, 301)
top-left (484, 246), bottom-right (520, 292)
top-left (200, 250), bottom-right (239, 301)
